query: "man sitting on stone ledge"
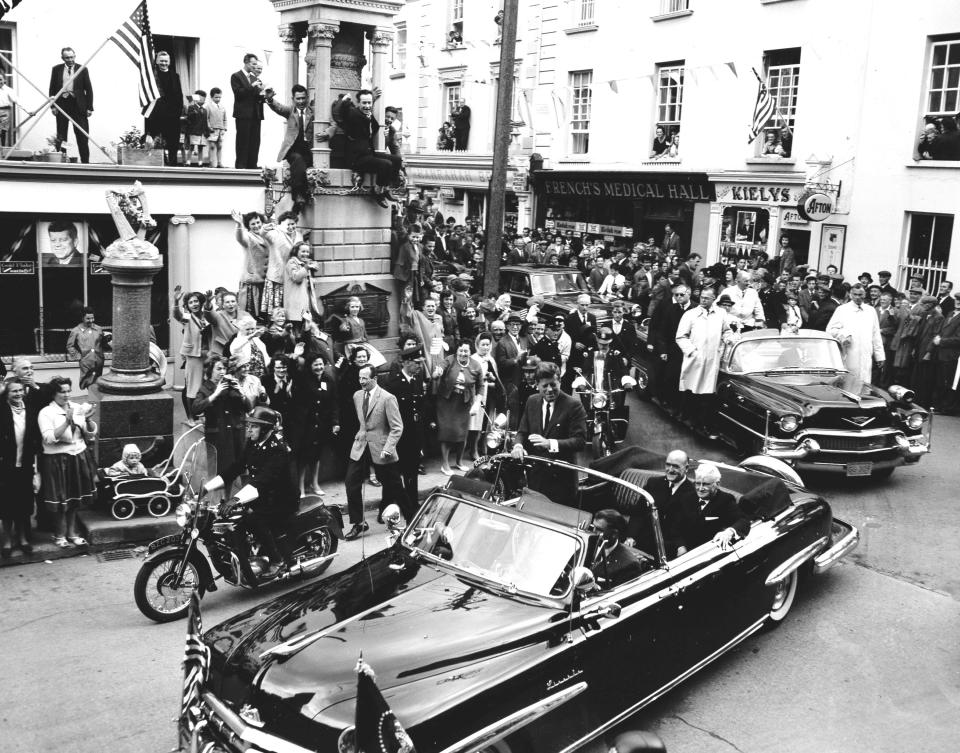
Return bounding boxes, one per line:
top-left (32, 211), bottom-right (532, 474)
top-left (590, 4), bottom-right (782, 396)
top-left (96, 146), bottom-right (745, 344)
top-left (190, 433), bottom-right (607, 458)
top-left (264, 84), bottom-right (314, 212)
top-left (333, 88), bottom-right (403, 208)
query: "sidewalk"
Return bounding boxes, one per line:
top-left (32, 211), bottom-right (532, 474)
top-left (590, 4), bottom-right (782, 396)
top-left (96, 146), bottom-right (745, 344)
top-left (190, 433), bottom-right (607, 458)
top-left (1, 385), bottom-right (455, 568)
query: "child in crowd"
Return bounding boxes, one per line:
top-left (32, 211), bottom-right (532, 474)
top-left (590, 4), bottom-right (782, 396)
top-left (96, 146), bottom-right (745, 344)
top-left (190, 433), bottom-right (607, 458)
top-left (104, 444), bottom-right (149, 477)
top-left (185, 89), bottom-right (210, 167)
top-left (205, 87), bottom-right (227, 168)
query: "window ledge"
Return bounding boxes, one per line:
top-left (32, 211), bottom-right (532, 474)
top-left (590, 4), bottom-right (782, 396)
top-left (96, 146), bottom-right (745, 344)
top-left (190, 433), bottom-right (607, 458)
top-left (557, 159), bottom-right (591, 164)
top-left (443, 44), bottom-right (466, 52)
top-left (651, 10), bottom-right (693, 22)
top-left (760, 0), bottom-right (802, 4)
top-left (389, 71), bottom-right (405, 80)
top-left (564, 24), bottom-right (598, 34)
top-left (746, 157), bottom-right (797, 166)
top-left (641, 158), bottom-right (683, 166)
top-left (906, 159), bottom-right (960, 169)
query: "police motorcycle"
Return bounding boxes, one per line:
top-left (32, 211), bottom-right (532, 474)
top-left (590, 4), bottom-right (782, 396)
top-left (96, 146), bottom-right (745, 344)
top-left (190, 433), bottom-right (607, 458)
top-left (480, 412), bottom-right (517, 457)
top-left (134, 408), bottom-right (343, 623)
top-left (572, 367), bottom-right (637, 458)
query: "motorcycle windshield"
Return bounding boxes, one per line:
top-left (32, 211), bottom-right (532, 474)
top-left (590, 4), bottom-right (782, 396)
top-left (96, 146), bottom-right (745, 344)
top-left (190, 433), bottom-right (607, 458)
top-left (172, 427), bottom-right (215, 499)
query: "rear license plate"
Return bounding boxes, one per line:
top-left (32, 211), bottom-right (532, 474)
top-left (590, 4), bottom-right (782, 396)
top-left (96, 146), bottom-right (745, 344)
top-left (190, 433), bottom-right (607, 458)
top-left (846, 462), bottom-right (873, 477)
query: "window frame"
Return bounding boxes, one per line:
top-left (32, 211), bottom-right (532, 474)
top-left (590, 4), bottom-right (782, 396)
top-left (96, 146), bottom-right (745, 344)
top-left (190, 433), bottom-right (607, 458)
top-left (572, 0), bottom-right (595, 27)
top-left (901, 212), bottom-right (953, 291)
top-left (654, 61), bottom-right (684, 145)
top-left (755, 48), bottom-right (801, 158)
top-left (569, 69), bottom-right (593, 156)
top-left (392, 23), bottom-right (407, 73)
top-left (447, 0), bottom-right (464, 47)
top-left (0, 23), bottom-right (18, 142)
top-left (926, 37), bottom-right (960, 118)
top-left (443, 82), bottom-right (463, 124)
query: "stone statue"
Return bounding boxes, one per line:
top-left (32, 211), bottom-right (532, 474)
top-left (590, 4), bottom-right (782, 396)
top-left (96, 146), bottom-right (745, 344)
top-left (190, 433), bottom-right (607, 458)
top-left (103, 180), bottom-right (160, 259)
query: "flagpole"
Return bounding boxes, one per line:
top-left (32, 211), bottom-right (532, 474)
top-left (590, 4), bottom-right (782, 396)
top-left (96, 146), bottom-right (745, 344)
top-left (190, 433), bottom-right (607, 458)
top-left (2, 42), bottom-right (118, 163)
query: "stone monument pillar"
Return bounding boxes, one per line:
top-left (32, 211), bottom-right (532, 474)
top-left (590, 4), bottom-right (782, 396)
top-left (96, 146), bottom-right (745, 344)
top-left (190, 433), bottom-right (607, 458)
top-left (306, 21), bottom-right (338, 169)
top-left (92, 181), bottom-right (173, 465)
top-left (278, 23), bottom-right (305, 95)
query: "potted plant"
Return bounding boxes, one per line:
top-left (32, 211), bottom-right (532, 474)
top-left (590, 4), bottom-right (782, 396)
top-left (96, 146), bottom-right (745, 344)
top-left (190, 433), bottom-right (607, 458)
top-left (113, 125), bottom-right (164, 166)
top-left (33, 136), bottom-right (67, 163)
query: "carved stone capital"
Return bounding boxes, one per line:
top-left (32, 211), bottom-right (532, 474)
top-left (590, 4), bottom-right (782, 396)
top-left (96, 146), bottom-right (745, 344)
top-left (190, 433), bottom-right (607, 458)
top-left (169, 215), bottom-right (195, 226)
top-left (277, 24), bottom-right (304, 48)
top-left (308, 22), bottom-right (339, 44)
top-left (368, 30), bottom-right (393, 49)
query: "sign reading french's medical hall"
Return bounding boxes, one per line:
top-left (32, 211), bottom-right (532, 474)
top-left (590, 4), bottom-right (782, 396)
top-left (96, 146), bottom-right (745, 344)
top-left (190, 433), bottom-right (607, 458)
top-left (536, 172), bottom-right (716, 202)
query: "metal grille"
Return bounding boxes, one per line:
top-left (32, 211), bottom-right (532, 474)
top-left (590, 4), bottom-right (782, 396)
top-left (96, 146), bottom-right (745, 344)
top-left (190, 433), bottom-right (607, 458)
top-left (812, 435), bottom-right (894, 452)
top-left (96, 548), bottom-right (136, 563)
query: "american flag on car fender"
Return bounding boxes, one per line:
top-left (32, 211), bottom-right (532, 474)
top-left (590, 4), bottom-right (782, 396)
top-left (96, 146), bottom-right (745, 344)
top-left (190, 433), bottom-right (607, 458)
top-left (355, 659), bottom-right (417, 753)
top-left (0, 0), bottom-right (24, 22)
top-left (180, 591), bottom-right (209, 732)
top-left (109, 0), bottom-right (161, 115)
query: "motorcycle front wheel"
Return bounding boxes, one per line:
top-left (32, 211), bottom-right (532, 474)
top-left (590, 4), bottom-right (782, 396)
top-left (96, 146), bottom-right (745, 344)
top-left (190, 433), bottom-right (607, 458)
top-left (134, 549), bottom-right (205, 623)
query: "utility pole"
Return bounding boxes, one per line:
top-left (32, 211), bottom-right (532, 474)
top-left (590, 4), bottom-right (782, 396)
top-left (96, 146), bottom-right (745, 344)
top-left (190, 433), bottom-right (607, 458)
top-left (483, 0), bottom-right (519, 297)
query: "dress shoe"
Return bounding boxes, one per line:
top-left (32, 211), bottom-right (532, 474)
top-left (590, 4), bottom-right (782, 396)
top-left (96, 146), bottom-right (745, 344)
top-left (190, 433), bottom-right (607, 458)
top-left (418, 465), bottom-right (426, 475)
top-left (19, 542), bottom-right (33, 555)
top-left (344, 522), bottom-right (369, 541)
top-left (374, 194), bottom-right (390, 208)
top-left (1, 546), bottom-right (11, 559)
top-left (368, 476), bottom-right (382, 487)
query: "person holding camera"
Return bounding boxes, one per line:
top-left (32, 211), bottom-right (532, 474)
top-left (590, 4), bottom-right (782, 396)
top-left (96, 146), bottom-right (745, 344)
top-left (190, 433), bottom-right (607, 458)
top-left (192, 355), bottom-right (256, 477)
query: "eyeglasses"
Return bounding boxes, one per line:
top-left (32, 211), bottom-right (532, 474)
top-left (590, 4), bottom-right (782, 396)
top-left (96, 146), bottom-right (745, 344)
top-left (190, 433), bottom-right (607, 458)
top-left (693, 481), bottom-right (715, 487)
top-left (665, 462), bottom-right (684, 469)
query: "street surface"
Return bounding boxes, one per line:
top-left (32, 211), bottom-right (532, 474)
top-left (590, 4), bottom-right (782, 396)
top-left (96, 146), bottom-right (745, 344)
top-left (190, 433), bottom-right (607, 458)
top-left (2, 394), bottom-right (959, 753)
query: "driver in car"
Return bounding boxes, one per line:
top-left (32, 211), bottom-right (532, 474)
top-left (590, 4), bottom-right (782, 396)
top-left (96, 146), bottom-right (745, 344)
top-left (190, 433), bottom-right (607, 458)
top-left (512, 361), bottom-right (587, 507)
top-left (203, 406), bottom-right (300, 576)
top-left (591, 509), bottom-right (644, 589)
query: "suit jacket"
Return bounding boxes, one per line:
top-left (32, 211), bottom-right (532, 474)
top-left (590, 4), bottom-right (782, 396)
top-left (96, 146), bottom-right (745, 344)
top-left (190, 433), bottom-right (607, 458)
top-left (230, 69), bottom-right (264, 120)
top-left (49, 63), bottom-right (93, 112)
top-left (937, 311), bottom-right (960, 363)
top-left (674, 489), bottom-right (750, 551)
top-left (626, 477), bottom-right (697, 557)
top-left (649, 299), bottom-right (689, 356)
top-left (579, 349), bottom-right (627, 389)
top-left (662, 231), bottom-right (681, 254)
top-left (340, 101), bottom-right (381, 166)
top-left (268, 99), bottom-right (314, 160)
top-left (877, 306), bottom-right (904, 350)
top-left (807, 298), bottom-right (838, 331)
top-left (516, 391), bottom-right (586, 463)
top-left (219, 433), bottom-right (299, 516)
top-left (0, 401), bottom-right (41, 474)
top-left (564, 311), bottom-right (598, 346)
top-left (350, 385), bottom-right (403, 465)
top-left (937, 295), bottom-right (956, 317)
top-left (494, 334), bottom-right (523, 389)
top-left (204, 309), bottom-right (239, 355)
top-left (609, 320), bottom-right (637, 358)
top-left (592, 543), bottom-right (643, 588)
top-left (384, 372), bottom-right (430, 457)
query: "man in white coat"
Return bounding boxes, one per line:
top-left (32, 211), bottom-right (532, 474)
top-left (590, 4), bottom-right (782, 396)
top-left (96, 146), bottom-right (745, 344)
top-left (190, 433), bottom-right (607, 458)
top-left (826, 284), bottom-right (885, 391)
top-left (676, 288), bottom-right (734, 438)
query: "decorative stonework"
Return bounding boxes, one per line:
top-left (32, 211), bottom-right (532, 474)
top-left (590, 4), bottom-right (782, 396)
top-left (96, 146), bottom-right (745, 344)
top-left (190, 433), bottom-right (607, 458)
top-left (278, 24), bottom-right (304, 48)
top-left (309, 23), bottom-right (339, 42)
top-left (369, 31), bottom-right (393, 48)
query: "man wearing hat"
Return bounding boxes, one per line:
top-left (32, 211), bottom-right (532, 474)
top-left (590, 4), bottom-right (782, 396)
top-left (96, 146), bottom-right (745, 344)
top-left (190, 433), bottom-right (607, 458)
top-left (798, 273), bottom-right (818, 323)
top-left (609, 300), bottom-right (637, 364)
top-left (495, 312), bottom-right (527, 428)
top-left (578, 327), bottom-right (628, 392)
top-left (877, 270), bottom-right (899, 299)
top-left (384, 346), bottom-right (429, 519)
top-left (531, 319), bottom-right (563, 371)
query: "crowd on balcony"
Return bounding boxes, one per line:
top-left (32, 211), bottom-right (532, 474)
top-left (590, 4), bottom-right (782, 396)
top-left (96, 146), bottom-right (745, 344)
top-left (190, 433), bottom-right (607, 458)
top-left (916, 114), bottom-right (960, 161)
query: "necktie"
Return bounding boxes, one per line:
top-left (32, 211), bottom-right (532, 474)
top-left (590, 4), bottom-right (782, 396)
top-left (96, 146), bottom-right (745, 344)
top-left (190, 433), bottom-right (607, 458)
top-left (544, 402), bottom-right (552, 430)
top-left (362, 390), bottom-right (370, 419)
top-left (298, 110), bottom-right (305, 138)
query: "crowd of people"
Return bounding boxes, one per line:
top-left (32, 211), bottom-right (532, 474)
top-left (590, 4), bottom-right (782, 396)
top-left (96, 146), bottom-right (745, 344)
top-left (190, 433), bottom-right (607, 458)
top-left (916, 114), bottom-right (960, 161)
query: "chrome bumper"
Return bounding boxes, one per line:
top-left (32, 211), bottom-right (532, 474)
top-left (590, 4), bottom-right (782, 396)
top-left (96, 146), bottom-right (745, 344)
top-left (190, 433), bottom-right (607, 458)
top-left (764, 430), bottom-right (930, 463)
top-left (812, 521), bottom-right (860, 575)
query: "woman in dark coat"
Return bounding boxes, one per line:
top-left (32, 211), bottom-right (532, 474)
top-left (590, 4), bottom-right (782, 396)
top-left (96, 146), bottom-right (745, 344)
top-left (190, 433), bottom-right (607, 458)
top-left (262, 355), bottom-right (296, 429)
top-left (434, 340), bottom-right (481, 475)
top-left (0, 378), bottom-right (41, 556)
top-left (438, 289), bottom-right (460, 353)
top-left (192, 355), bottom-right (254, 477)
top-left (288, 353), bottom-right (340, 495)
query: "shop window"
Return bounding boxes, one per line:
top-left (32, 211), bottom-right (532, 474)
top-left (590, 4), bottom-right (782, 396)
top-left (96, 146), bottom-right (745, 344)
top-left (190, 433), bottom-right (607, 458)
top-left (719, 207), bottom-right (770, 261)
top-left (447, 0), bottom-right (464, 48)
top-left (652, 62), bottom-right (684, 159)
top-left (902, 212), bottom-right (953, 291)
top-left (755, 48), bottom-right (800, 158)
top-left (569, 69), bottom-right (592, 155)
top-left (151, 35), bottom-right (199, 92)
top-left (916, 36), bottom-right (960, 161)
top-left (0, 214), bottom-right (170, 358)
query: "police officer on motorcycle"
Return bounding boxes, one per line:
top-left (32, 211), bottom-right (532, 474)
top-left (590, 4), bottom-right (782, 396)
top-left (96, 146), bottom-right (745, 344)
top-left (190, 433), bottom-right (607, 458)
top-left (203, 406), bottom-right (299, 576)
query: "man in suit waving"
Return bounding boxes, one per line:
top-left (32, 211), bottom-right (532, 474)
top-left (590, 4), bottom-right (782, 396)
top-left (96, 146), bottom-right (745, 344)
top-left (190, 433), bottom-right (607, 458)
top-left (48, 47), bottom-right (93, 163)
top-left (512, 362), bottom-right (587, 507)
top-left (265, 83), bottom-right (313, 210)
top-left (343, 365), bottom-right (405, 540)
top-left (231, 53), bottom-right (264, 169)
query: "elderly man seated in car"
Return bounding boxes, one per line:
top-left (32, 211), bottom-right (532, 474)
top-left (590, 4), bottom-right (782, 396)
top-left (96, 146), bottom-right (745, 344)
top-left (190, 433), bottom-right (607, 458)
top-left (590, 509), bottom-right (644, 589)
top-left (676, 462), bottom-right (751, 554)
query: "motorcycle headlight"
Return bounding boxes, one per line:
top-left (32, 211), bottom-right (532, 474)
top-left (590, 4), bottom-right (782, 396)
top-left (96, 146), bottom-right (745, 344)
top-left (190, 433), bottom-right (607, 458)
top-left (905, 412), bottom-right (925, 431)
top-left (486, 431), bottom-right (503, 449)
top-left (175, 500), bottom-right (196, 528)
top-left (592, 392), bottom-right (608, 409)
top-left (778, 414), bottom-right (800, 433)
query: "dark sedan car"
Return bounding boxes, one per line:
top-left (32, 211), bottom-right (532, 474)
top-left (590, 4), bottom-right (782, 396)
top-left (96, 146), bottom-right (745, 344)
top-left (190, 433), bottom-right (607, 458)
top-left (500, 265), bottom-right (611, 326)
top-left (177, 449), bottom-right (858, 753)
top-left (631, 327), bottom-right (931, 477)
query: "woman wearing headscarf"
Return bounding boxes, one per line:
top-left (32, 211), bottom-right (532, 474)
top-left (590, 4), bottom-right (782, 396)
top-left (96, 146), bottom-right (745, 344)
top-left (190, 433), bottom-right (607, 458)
top-left (172, 287), bottom-right (210, 419)
top-left (434, 340), bottom-right (482, 474)
top-left (228, 314), bottom-right (270, 380)
top-left (283, 240), bottom-right (321, 332)
top-left (262, 210), bottom-right (302, 316)
top-left (0, 378), bottom-right (41, 556)
top-left (288, 352), bottom-right (340, 495)
top-left (231, 209), bottom-right (269, 319)
top-left (38, 376), bottom-right (97, 548)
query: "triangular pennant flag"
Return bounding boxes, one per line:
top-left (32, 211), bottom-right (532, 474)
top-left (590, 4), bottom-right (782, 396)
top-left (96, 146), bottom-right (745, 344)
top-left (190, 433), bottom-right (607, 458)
top-left (726, 61), bottom-right (738, 77)
top-left (609, 80), bottom-right (619, 94)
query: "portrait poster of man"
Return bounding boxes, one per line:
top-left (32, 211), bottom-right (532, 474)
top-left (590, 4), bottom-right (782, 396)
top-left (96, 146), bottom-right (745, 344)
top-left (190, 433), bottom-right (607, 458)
top-left (735, 211), bottom-right (757, 243)
top-left (38, 219), bottom-right (86, 267)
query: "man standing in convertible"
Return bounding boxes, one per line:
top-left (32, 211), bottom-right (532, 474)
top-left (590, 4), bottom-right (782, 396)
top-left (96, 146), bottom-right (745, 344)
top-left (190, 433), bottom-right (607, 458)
top-left (203, 406), bottom-right (299, 576)
top-left (512, 362), bottom-right (587, 507)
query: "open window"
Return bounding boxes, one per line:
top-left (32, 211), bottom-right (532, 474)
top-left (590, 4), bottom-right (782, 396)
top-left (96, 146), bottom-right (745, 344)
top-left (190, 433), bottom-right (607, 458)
top-left (755, 48), bottom-right (801, 159)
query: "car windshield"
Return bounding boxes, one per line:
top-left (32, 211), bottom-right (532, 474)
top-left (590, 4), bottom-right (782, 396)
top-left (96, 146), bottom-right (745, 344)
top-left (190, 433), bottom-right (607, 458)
top-left (530, 273), bottom-right (586, 296)
top-left (404, 494), bottom-right (582, 598)
top-left (728, 337), bottom-right (846, 373)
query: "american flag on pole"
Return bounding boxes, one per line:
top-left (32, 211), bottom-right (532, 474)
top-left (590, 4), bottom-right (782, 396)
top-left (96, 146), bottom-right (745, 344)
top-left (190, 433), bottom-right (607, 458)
top-left (110, 0), bottom-right (160, 115)
top-left (179, 591), bottom-right (210, 732)
top-left (748, 78), bottom-right (775, 144)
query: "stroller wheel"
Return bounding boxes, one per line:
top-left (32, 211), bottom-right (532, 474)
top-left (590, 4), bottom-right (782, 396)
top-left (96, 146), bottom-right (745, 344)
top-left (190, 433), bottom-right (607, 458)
top-left (111, 498), bottom-right (136, 520)
top-left (148, 496), bottom-right (172, 517)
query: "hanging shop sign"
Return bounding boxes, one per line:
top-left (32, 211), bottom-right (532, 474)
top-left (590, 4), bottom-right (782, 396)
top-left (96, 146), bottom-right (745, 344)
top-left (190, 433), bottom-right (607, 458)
top-left (796, 190), bottom-right (834, 222)
top-left (546, 219), bottom-right (633, 237)
top-left (0, 261), bottom-right (35, 275)
top-left (438, 188), bottom-right (457, 199)
top-left (536, 171), bottom-right (715, 202)
top-left (781, 209), bottom-right (809, 225)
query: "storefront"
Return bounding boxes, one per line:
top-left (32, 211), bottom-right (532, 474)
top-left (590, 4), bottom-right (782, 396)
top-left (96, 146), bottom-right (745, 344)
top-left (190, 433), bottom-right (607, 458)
top-left (708, 175), bottom-right (813, 268)
top-left (533, 170), bottom-right (716, 254)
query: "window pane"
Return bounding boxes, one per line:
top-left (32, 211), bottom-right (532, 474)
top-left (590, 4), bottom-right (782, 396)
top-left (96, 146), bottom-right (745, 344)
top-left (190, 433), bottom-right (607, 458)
top-left (932, 44), bottom-right (947, 67)
top-left (946, 91), bottom-right (958, 112)
top-left (929, 90), bottom-right (943, 113)
top-left (907, 214), bottom-right (934, 261)
top-left (931, 215), bottom-right (954, 264)
top-left (949, 41), bottom-right (960, 65)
